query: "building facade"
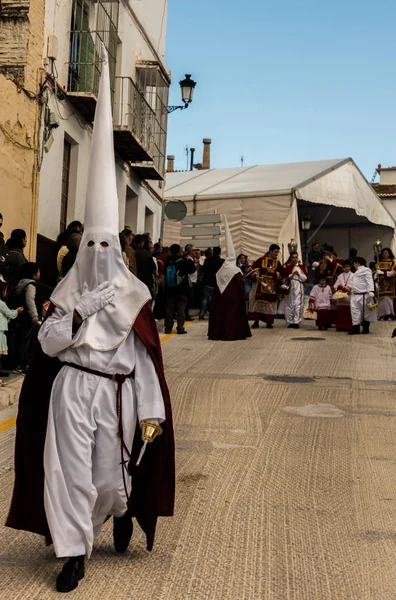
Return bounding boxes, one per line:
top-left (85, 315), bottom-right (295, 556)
top-left (372, 164), bottom-right (396, 221)
top-left (38, 0), bottom-right (170, 273)
top-left (0, 0), bottom-right (45, 258)
top-left (1, 0), bottom-right (170, 281)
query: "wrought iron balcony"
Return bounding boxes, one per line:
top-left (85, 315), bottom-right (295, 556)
top-left (66, 0), bottom-right (118, 122)
top-left (113, 75), bottom-right (167, 180)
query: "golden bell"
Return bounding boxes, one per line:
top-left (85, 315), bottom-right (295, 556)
top-left (140, 420), bottom-right (163, 443)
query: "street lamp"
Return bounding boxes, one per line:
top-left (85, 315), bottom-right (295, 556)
top-left (301, 214), bottom-right (312, 265)
top-left (168, 74), bottom-right (197, 114)
top-left (288, 239), bottom-right (298, 255)
top-left (373, 239), bottom-right (382, 265)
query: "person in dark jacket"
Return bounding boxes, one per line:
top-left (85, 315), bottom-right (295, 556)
top-left (134, 234), bottom-right (156, 294)
top-left (5, 229), bottom-right (28, 281)
top-left (164, 244), bottom-right (196, 334)
top-left (199, 247), bottom-right (224, 319)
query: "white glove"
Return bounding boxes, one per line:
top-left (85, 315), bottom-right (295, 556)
top-left (376, 270), bottom-right (384, 276)
top-left (76, 282), bottom-right (115, 320)
top-left (367, 293), bottom-right (375, 304)
top-left (386, 271), bottom-right (395, 278)
top-left (312, 261), bottom-right (319, 269)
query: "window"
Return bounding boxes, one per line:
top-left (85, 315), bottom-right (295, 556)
top-left (60, 140), bottom-right (72, 233)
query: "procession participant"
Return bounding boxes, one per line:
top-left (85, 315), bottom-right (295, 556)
top-left (314, 247), bottom-right (343, 286)
top-left (208, 218), bottom-right (251, 341)
top-left (6, 49), bottom-right (175, 594)
top-left (247, 244), bottom-right (282, 329)
top-left (314, 246), bottom-right (342, 324)
top-left (309, 274), bottom-right (332, 331)
top-left (281, 252), bottom-right (308, 329)
top-left (349, 256), bottom-right (377, 335)
top-left (333, 260), bottom-right (354, 331)
top-left (373, 248), bottom-right (396, 321)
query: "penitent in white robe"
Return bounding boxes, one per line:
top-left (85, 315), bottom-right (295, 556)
top-left (284, 266), bottom-right (307, 325)
top-left (38, 307), bottom-right (165, 559)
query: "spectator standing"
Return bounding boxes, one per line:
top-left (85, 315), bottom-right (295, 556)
top-left (134, 234), bottom-right (156, 295)
top-left (120, 229), bottom-right (137, 276)
top-left (14, 262), bottom-right (42, 373)
top-left (5, 229), bottom-right (28, 282)
top-left (164, 244), bottom-right (196, 334)
top-left (56, 222), bottom-right (83, 280)
top-left (237, 254), bottom-right (251, 312)
top-left (62, 233), bottom-right (82, 278)
top-left (0, 280), bottom-right (23, 384)
top-left (0, 213), bottom-right (6, 256)
top-left (184, 244), bottom-right (196, 320)
top-left (308, 242), bottom-right (322, 266)
top-left (199, 247), bottom-right (224, 319)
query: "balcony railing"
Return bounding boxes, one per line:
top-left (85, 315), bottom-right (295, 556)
top-left (66, 0), bottom-right (119, 121)
top-left (113, 75), bottom-right (167, 180)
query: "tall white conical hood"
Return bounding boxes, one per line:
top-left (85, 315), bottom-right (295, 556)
top-left (216, 216), bottom-right (241, 294)
top-left (50, 46), bottom-right (151, 350)
top-left (83, 46), bottom-right (119, 236)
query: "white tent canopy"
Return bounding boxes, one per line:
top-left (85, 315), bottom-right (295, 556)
top-left (164, 158), bottom-right (396, 262)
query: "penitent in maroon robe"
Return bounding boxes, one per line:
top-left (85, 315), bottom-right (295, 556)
top-left (6, 302), bottom-right (175, 552)
top-left (208, 272), bottom-right (252, 341)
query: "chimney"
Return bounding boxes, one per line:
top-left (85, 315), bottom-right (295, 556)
top-left (190, 148), bottom-right (195, 171)
top-left (202, 138), bottom-right (211, 170)
top-left (166, 155), bottom-right (175, 173)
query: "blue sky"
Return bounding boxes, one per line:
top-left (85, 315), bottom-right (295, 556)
top-left (165, 0), bottom-right (396, 179)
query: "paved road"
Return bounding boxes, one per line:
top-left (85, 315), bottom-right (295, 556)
top-left (1, 319), bottom-right (396, 599)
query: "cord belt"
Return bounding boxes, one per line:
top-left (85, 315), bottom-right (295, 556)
top-left (62, 362), bottom-right (135, 500)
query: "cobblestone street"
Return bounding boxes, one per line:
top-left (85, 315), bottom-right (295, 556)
top-left (1, 319), bottom-right (396, 599)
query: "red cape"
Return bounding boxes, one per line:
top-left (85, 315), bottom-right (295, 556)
top-left (6, 302), bottom-right (175, 552)
top-left (208, 273), bottom-right (252, 341)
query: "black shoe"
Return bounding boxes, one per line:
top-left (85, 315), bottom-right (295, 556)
top-left (56, 556), bottom-right (85, 593)
top-left (199, 316), bottom-right (205, 320)
top-left (164, 330), bottom-right (172, 334)
top-left (362, 322), bottom-right (370, 335)
top-left (294, 324), bottom-right (300, 329)
top-left (251, 321), bottom-right (259, 329)
top-left (177, 329), bottom-right (188, 334)
top-left (266, 323), bottom-right (273, 329)
top-left (348, 326), bottom-right (360, 335)
top-left (287, 324), bottom-right (293, 329)
top-left (113, 511), bottom-right (133, 553)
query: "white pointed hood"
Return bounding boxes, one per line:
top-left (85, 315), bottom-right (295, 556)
top-left (50, 46), bottom-right (151, 350)
top-left (216, 216), bottom-right (241, 294)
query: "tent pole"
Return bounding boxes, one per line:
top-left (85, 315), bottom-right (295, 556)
top-left (306, 207), bottom-right (333, 244)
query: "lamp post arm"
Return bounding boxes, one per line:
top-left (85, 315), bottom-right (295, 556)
top-left (167, 104), bottom-right (189, 114)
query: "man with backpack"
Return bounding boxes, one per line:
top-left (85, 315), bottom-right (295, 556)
top-left (164, 244), bottom-right (196, 335)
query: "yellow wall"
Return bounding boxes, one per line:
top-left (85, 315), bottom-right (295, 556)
top-left (0, 0), bottom-right (45, 259)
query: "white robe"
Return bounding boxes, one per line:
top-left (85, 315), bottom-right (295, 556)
top-left (284, 266), bottom-right (307, 325)
top-left (38, 307), bottom-right (165, 558)
top-left (350, 266), bottom-right (376, 326)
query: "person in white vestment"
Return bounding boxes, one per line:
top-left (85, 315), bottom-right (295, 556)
top-left (281, 253), bottom-right (308, 329)
top-left (349, 257), bottom-right (377, 335)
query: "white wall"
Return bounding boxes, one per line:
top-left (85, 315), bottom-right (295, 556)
top-left (379, 169), bottom-right (396, 185)
top-left (38, 0), bottom-right (169, 241)
top-left (382, 199), bottom-right (396, 222)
